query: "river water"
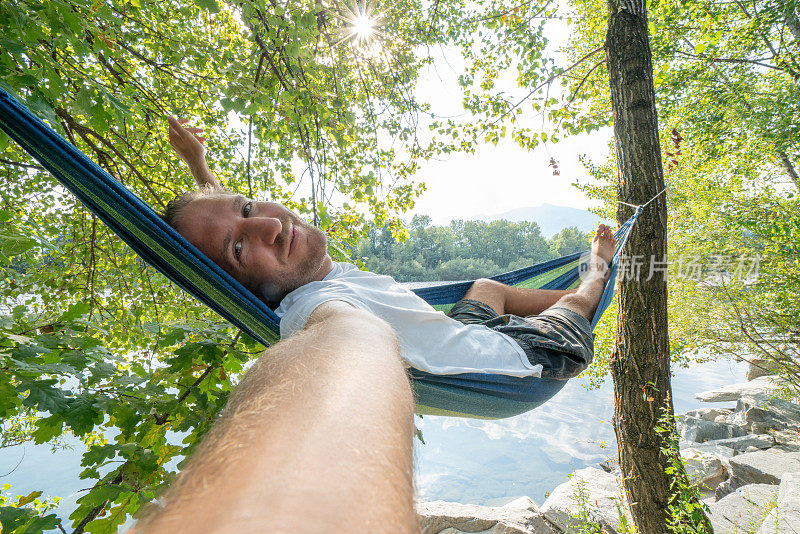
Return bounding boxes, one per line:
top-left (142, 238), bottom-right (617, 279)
top-left (0, 355), bottom-right (747, 525)
top-left (414, 356), bottom-right (748, 505)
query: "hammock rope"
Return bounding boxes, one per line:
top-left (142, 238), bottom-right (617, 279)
top-left (0, 89), bottom-right (646, 419)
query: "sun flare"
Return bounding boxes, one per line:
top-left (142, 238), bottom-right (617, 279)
top-left (333, 3), bottom-right (385, 49)
top-left (352, 14), bottom-right (376, 41)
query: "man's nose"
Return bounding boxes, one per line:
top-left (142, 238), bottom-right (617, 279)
top-left (245, 216), bottom-right (283, 245)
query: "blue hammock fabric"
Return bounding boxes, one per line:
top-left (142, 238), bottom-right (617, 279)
top-left (0, 89), bottom-right (641, 419)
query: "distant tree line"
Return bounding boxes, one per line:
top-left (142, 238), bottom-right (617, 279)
top-left (351, 215), bottom-right (591, 282)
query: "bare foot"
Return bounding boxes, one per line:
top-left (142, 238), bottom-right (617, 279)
top-left (592, 224), bottom-right (616, 264)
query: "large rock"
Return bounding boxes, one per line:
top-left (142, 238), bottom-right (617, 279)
top-left (683, 407), bottom-right (735, 421)
top-left (747, 359), bottom-right (781, 381)
top-left (702, 434), bottom-right (775, 453)
top-left (771, 430), bottom-right (800, 453)
top-left (417, 498), bottom-right (558, 534)
top-left (681, 441), bottom-right (736, 459)
top-left (726, 395), bottom-right (800, 434)
top-left (679, 416), bottom-right (747, 444)
top-left (707, 484), bottom-right (778, 533)
top-left (757, 472), bottom-right (800, 533)
top-left (715, 451), bottom-right (800, 500)
top-left (696, 376), bottom-right (784, 403)
top-left (539, 467), bottom-right (631, 533)
top-left (681, 448), bottom-right (728, 494)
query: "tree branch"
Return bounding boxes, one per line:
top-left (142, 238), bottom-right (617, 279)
top-left (0, 158), bottom-right (45, 171)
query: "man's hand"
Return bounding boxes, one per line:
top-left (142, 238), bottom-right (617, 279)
top-left (168, 117), bottom-right (206, 166)
top-left (167, 116), bottom-right (220, 190)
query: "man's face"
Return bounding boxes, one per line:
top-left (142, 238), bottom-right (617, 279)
top-left (176, 194), bottom-right (332, 304)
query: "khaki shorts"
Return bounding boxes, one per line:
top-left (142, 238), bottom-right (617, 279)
top-left (447, 299), bottom-right (594, 380)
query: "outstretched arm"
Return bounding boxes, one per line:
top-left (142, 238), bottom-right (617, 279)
top-left (167, 116), bottom-right (221, 191)
top-left (135, 301), bottom-right (416, 533)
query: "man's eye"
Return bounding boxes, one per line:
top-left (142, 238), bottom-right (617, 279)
top-left (243, 202), bottom-right (252, 218)
top-left (234, 241), bottom-right (243, 259)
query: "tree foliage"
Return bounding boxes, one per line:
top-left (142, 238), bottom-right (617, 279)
top-left (563, 0), bottom-right (799, 384)
top-left (0, 0), bottom-right (593, 529)
top-left (3, 0), bottom-right (798, 529)
top-left (353, 216), bottom-right (589, 281)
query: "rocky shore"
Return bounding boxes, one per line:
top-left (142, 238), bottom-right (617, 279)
top-left (417, 361), bottom-right (800, 533)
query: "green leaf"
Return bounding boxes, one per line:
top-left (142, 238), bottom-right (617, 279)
top-left (17, 379), bottom-right (69, 413)
top-left (32, 415), bottom-right (63, 444)
top-left (82, 444), bottom-right (119, 467)
top-left (286, 43), bottom-right (301, 58)
top-left (0, 376), bottom-right (22, 417)
top-left (196, 0), bottom-right (220, 13)
top-left (0, 507), bottom-right (37, 532)
top-left (0, 38), bottom-right (26, 55)
top-left (64, 394), bottom-right (100, 435)
top-left (0, 231), bottom-right (37, 258)
top-left (58, 301), bottom-right (91, 322)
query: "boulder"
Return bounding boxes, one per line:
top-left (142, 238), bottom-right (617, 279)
top-left (679, 416), bottom-right (747, 443)
top-left (540, 467), bottom-right (631, 533)
top-left (707, 484), bottom-right (778, 533)
top-left (747, 359), bottom-right (781, 381)
top-left (715, 451), bottom-right (800, 500)
top-left (702, 434), bottom-right (774, 453)
top-left (757, 472), bottom-right (800, 534)
top-left (681, 448), bottom-right (728, 494)
top-left (680, 442), bottom-right (736, 460)
top-left (696, 376), bottom-right (784, 403)
top-left (417, 498), bottom-right (559, 534)
top-left (726, 396), bottom-right (800, 434)
top-left (771, 430), bottom-right (800, 452)
top-left (683, 407), bottom-right (734, 421)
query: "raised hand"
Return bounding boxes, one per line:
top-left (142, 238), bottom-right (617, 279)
top-left (167, 116), bottom-right (220, 190)
top-left (168, 116), bottom-right (207, 167)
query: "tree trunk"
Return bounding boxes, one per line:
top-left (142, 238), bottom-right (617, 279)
top-left (786, 5), bottom-right (800, 43)
top-left (605, 2), bottom-right (711, 533)
top-left (779, 150), bottom-right (800, 191)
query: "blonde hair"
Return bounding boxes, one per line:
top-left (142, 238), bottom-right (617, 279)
top-left (160, 184), bottom-right (234, 231)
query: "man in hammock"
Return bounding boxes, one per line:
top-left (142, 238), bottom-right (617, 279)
top-left (164, 117), bottom-right (615, 381)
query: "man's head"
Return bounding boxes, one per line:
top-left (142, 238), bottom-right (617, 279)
top-left (161, 188), bottom-right (332, 306)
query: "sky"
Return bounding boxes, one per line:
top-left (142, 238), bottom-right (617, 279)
top-left (399, 35), bottom-right (614, 225)
top-left (266, 14), bottom-right (617, 225)
top-left (401, 29), bottom-right (615, 224)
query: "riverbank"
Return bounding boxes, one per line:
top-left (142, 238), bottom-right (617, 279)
top-left (417, 360), bottom-right (800, 533)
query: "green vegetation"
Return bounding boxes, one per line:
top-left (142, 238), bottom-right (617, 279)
top-left (563, 0), bottom-right (800, 392)
top-left (1, 0), bottom-right (798, 531)
top-left (655, 406), bottom-right (713, 534)
top-left (352, 215), bottom-right (590, 281)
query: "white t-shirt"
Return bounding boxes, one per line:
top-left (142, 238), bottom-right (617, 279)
top-left (275, 262), bottom-right (542, 377)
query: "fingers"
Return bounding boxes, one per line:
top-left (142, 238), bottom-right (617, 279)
top-left (167, 116), bottom-right (205, 143)
top-left (595, 224), bottom-right (614, 240)
top-left (168, 116), bottom-right (203, 132)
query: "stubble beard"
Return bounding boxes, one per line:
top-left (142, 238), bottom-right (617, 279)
top-left (256, 220), bottom-right (328, 306)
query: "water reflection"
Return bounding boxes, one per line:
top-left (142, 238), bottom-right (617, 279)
top-left (0, 356), bottom-right (748, 521)
top-left (414, 356), bottom-right (748, 505)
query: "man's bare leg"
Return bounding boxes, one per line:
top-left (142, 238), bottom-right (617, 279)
top-left (135, 302), bottom-right (416, 533)
top-left (549, 224), bottom-right (616, 320)
top-left (462, 224), bottom-right (616, 318)
top-left (463, 280), bottom-right (575, 317)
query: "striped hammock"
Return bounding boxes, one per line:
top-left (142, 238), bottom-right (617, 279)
top-left (0, 89), bottom-right (640, 419)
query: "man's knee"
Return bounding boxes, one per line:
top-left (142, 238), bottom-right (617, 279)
top-left (467, 278), bottom-right (500, 296)
top-left (554, 293), bottom-right (593, 320)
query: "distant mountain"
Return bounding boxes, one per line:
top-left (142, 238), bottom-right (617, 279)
top-left (483, 204), bottom-right (610, 238)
